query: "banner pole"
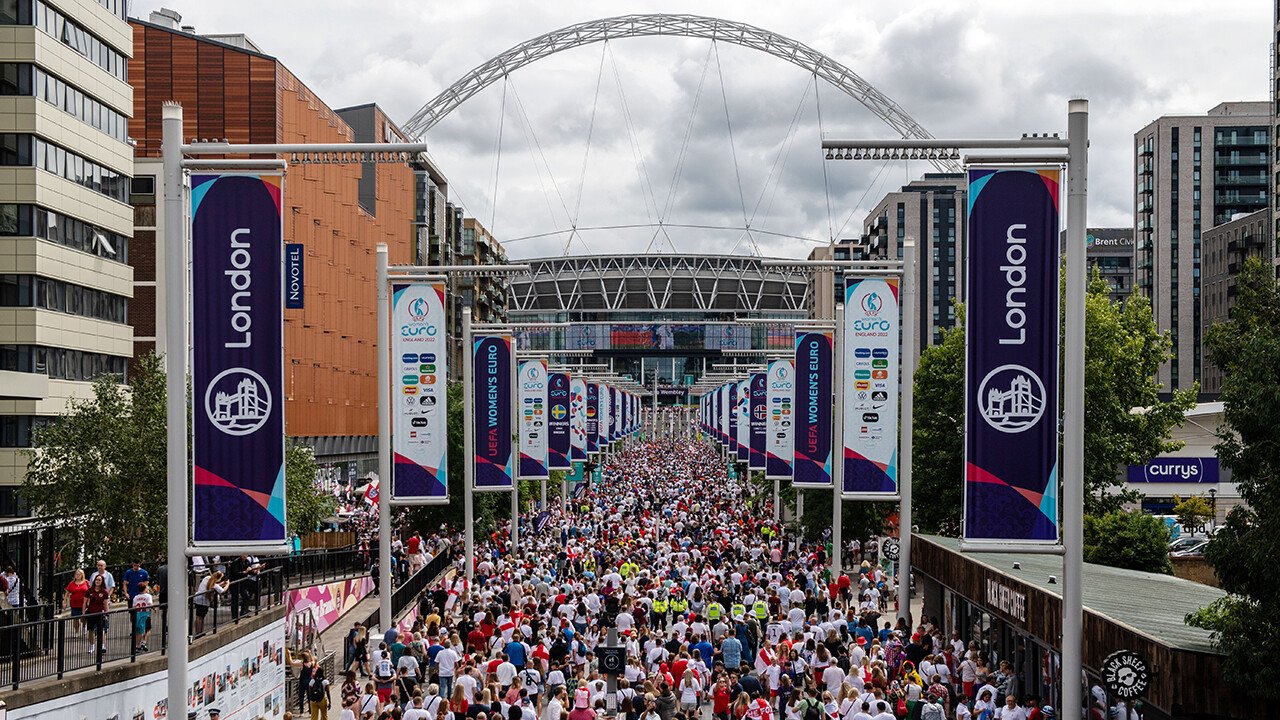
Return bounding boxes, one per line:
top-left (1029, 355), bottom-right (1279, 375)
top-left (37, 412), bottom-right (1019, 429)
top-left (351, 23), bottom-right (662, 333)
top-left (832, 303), bottom-right (844, 575)
top-left (1062, 98), bottom-right (1089, 719)
top-left (161, 101), bottom-right (188, 720)
top-left (898, 241), bottom-right (917, 625)
top-left (376, 245), bottom-right (392, 631)
top-left (463, 307), bottom-right (475, 585)
top-left (511, 346), bottom-right (520, 557)
top-left (773, 478), bottom-right (780, 522)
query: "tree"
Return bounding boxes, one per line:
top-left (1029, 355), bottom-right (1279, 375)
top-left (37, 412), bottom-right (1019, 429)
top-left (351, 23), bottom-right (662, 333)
top-left (1186, 257), bottom-right (1280, 698)
top-left (1080, 272), bottom-right (1197, 514)
top-left (23, 354), bottom-right (168, 566)
top-left (1171, 494), bottom-right (1213, 533)
top-left (1082, 510), bottom-right (1172, 574)
top-left (911, 308), bottom-right (965, 535)
top-left (284, 443), bottom-right (335, 536)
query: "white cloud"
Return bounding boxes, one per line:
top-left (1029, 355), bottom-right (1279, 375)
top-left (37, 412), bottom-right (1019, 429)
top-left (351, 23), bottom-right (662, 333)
top-left (134, 0), bottom-right (1270, 259)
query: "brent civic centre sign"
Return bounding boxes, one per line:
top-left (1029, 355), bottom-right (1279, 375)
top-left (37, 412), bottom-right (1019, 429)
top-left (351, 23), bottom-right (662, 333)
top-left (1127, 457), bottom-right (1219, 484)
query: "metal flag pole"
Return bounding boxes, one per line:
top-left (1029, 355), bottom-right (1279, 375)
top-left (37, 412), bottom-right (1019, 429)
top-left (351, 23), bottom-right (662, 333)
top-left (161, 101), bottom-right (188, 720)
top-left (376, 245), bottom-right (393, 631)
top-left (510, 344), bottom-right (520, 558)
top-left (1062, 98), bottom-right (1089, 720)
top-left (831, 303), bottom-right (844, 575)
top-left (463, 307), bottom-right (475, 584)
top-left (898, 241), bottom-right (917, 624)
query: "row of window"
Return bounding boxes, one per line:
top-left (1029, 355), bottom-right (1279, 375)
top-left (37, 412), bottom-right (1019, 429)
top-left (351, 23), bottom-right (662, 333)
top-left (32, 1), bottom-right (127, 81)
top-left (0, 134), bottom-right (129, 203)
top-left (0, 274), bottom-right (128, 324)
top-left (0, 415), bottom-right (53, 448)
top-left (0, 63), bottom-right (129, 142)
top-left (0, 203), bottom-right (129, 263)
top-left (0, 344), bottom-right (126, 381)
top-left (95, 0), bottom-right (127, 20)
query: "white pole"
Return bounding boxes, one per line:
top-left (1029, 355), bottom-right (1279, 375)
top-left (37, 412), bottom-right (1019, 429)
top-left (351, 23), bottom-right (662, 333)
top-left (832, 303), bottom-right (844, 575)
top-left (541, 479), bottom-right (547, 510)
top-left (376, 245), bottom-right (392, 631)
top-left (898, 241), bottom-right (917, 624)
top-left (463, 307), bottom-right (475, 584)
top-left (1062, 98), bottom-right (1089, 720)
top-left (511, 348), bottom-right (520, 557)
top-left (161, 101), bottom-right (188, 720)
top-left (773, 478), bottom-right (780, 522)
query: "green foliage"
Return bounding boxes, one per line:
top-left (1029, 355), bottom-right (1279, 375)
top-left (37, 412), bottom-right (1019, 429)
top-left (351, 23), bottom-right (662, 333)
top-left (1082, 510), bottom-right (1172, 574)
top-left (911, 309), bottom-right (965, 535)
top-left (1187, 257), bottom-right (1280, 698)
top-left (284, 443), bottom-right (335, 536)
top-left (1171, 494), bottom-right (1213, 533)
top-left (22, 353), bottom-right (168, 565)
top-left (1081, 271), bottom-right (1196, 514)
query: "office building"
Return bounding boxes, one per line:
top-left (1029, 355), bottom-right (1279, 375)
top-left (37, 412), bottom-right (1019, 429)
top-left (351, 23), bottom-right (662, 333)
top-left (129, 11), bottom-right (418, 481)
top-left (0, 0), bottom-right (134, 514)
top-left (1085, 228), bottom-right (1134, 304)
top-left (1199, 209), bottom-right (1269, 394)
top-left (1134, 102), bottom-right (1270, 391)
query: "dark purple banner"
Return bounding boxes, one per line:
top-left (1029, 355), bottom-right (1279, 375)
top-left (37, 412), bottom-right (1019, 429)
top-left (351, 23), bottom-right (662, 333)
top-left (473, 335), bottom-right (514, 491)
top-left (586, 382), bottom-right (600, 455)
top-left (548, 372), bottom-right (572, 470)
top-left (964, 167), bottom-right (1061, 543)
top-left (793, 331), bottom-right (833, 487)
top-left (748, 372), bottom-right (767, 470)
top-left (727, 382), bottom-right (739, 454)
top-left (191, 174), bottom-right (286, 546)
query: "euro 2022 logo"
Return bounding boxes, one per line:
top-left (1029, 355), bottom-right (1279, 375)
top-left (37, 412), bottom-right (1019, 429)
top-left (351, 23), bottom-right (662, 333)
top-left (860, 290), bottom-right (883, 317)
top-left (977, 364), bottom-right (1046, 434)
top-left (205, 368), bottom-right (272, 436)
top-left (407, 296), bottom-right (429, 322)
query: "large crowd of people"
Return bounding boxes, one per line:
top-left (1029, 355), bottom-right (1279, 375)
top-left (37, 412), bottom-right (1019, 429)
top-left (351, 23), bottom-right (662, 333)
top-left (299, 436), bottom-right (1082, 720)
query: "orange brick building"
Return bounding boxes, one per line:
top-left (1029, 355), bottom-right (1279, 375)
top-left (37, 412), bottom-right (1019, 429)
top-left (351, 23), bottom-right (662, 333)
top-left (128, 16), bottom-right (421, 474)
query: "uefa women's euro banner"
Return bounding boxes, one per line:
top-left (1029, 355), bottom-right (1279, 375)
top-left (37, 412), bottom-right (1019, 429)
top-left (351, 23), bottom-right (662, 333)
top-left (793, 331), bottom-right (833, 488)
top-left (842, 277), bottom-right (901, 497)
top-left (548, 372), bottom-right (572, 469)
top-left (765, 359), bottom-right (795, 479)
top-left (191, 173), bottom-right (286, 548)
top-left (570, 377), bottom-right (588, 461)
top-left (964, 167), bottom-right (1061, 544)
top-left (517, 359), bottom-right (549, 478)
top-left (748, 372), bottom-right (767, 470)
top-left (391, 282), bottom-right (448, 504)
top-left (586, 382), bottom-right (600, 455)
top-left (473, 335), bottom-right (514, 491)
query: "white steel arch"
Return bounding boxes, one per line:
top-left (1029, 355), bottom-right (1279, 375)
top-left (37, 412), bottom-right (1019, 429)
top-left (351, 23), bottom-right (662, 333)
top-left (402, 13), bottom-right (957, 172)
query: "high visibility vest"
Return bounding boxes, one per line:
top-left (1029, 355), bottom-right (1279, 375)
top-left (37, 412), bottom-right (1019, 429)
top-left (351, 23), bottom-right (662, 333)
top-left (730, 603), bottom-right (746, 618)
top-left (654, 599), bottom-right (669, 614)
top-left (752, 601), bottom-right (768, 620)
top-left (671, 599), bottom-right (688, 614)
top-left (707, 603), bottom-right (723, 620)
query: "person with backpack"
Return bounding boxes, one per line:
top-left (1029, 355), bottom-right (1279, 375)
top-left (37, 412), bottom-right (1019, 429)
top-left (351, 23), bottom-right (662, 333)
top-left (920, 694), bottom-right (946, 720)
top-left (796, 687), bottom-right (824, 720)
top-left (308, 667), bottom-right (332, 720)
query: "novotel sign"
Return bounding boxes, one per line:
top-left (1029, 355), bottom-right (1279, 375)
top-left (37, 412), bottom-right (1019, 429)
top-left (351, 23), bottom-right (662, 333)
top-left (1127, 457), bottom-right (1219, 484)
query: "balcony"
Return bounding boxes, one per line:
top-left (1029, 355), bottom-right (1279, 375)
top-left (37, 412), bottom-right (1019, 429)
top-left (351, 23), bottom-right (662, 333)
top-left (1228, 262), bottom-right (1240, 274)
top-left (1214, 134), bottom-right (1269, 147)
top-left (1136, 198), bottom-right (1153, 213)
top-left (1244, 232), bottom-right (1266, 248)
top-left (1137, 218), bottom-right (1153, 231)
top-left (1214, 172), bottom-right (1268, 186)
top-left (1139, 145), bottom-right (1153, 157)
top-left (1227, 239), bottom-right (1240, 254)
top-left (1214, 154), bottom-right (1269, 166)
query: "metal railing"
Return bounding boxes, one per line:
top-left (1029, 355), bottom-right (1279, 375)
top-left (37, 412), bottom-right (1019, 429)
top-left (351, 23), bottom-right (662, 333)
top-left (3, 568), bottom-right (284, 690)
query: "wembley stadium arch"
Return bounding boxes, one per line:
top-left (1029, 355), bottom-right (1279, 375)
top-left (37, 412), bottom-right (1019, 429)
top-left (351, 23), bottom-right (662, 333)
top-left (508, 254), bottom-right (809, 403)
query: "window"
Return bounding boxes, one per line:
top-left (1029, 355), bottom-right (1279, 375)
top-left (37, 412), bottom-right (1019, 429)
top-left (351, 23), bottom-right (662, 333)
top-left (130, 175), bottom-right (155, 195)
top-left (0, 134), bottom-right (128, 203)
top-left (0, 344), bottom-right (126, 381)
top-left (0, 274), bottom-right (127, 323)
top-left (0, 415), bottom-right (54, 448)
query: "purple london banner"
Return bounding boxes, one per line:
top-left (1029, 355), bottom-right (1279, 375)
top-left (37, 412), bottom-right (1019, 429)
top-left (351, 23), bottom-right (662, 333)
top-left (191, 173), bottom-right (286, 546)
top-left (548, 372), bottom-right (572, 470)
top-left (748, 372), bottom-right (767, 470)
top-left (473, 335), bottom-right (514, 491)
top-left (586, 382), bottom-right (600, 455)
top-left (964, 167), bottom-right (1061, 543)
top-left (793, 331), bottom-right (834, 488)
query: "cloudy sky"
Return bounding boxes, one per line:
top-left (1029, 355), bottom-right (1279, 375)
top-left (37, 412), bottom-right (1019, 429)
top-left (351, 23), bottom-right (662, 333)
top-left (135, 1), bottom-right (1269, 260)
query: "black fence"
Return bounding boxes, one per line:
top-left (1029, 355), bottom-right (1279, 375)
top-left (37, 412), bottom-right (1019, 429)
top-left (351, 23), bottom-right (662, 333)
top-left (2, 567), bottom-right (284, 690)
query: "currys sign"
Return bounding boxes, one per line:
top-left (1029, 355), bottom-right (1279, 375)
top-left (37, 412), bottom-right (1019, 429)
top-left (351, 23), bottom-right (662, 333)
top-left (473, 335), bottom-right (514, 491)
top-left (191, 173), bottom-right (287, 548)
top-left (793, 331), bottom-right (833, 488)
top-left (964, 167), bottom-right (1061, 544)
top-left (1128, 457), bottom-right (1219, 484)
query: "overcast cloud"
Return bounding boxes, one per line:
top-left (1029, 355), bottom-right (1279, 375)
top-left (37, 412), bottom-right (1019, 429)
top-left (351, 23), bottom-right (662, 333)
top-left (134, 1), bottom-right (1269, 259)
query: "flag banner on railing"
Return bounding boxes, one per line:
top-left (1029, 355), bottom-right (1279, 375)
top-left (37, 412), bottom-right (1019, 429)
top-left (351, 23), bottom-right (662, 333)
top-left (964, 166), bottom-right (1061, 544)
top-left (191, 173), bottom-right (287, 547)
top-left (842, 277), bottom-right (901, 498)
top-left (548, 372), bottom-right (572, 470)
top-left (473, 334), bottom-right (514, 491)
top-left (570, 377), bottom-right (588, 461)
top-left (793, 330), bottom-right (834, 488)
top-left (765, 359), bottom-right (795, 480)
top-left (390, 282), bottom-right (449, 505)
top-left (517, 359), bottom-right (549, 478)
top-left (748, 371), bottom-right (767, 470)
top-left (586, 382), bottom-right (600, 456)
